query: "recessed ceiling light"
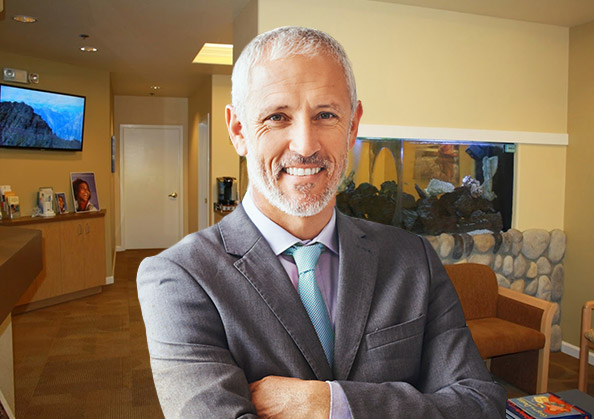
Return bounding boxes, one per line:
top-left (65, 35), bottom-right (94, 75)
top-left (150, 85), bottom-right (160, 90)
top-left (13, 15), bottom-right (38, 23)
top-left (80, 46), bottom-right (98, 53)
top-left (192, 43), bottom-right (233, 65)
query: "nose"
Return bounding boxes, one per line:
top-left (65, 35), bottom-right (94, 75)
top-left (287, 118), bottom-right (320, 158)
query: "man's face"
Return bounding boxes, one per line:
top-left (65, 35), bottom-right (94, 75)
top-left (233, 53), bottom-right (361, 217)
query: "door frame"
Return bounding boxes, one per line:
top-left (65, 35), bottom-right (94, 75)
top-left (119, 124), bottom-right (184, 250)
top-left (198, 114), bottom-right (210, 231)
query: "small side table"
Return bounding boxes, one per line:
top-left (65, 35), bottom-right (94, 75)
top-left (556, 389), bottom-right (594, 414)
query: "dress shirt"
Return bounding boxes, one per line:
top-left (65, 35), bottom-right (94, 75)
top-left (242, 190), bottom-right (352, 419)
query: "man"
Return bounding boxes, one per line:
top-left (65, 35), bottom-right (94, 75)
top-left (137, 26), bottom-right (507, 418)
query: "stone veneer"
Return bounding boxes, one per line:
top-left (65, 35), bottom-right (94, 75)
top-left (425, 229), bottom-right (566, 351)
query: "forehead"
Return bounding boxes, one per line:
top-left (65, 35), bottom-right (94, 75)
top-left (247, 54), bottom-right (350, 108)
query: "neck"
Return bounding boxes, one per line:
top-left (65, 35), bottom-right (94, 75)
top-left (251, 189), bottom-right (335, 240)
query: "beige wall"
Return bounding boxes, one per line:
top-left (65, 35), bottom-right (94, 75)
top-left (233, 0), bottom-right (259, 63)
top-left (112, 96), bottom-right (189, 246)
top-left (210, 75), bottom-right (236, 225)
top-left (188, 79), bottom-right (213, 232)
top-left (0, 50), bottom-right (114, 277)
top-left (251, 0), bottom-right (569, 231)
top-left (563, 21), bottom-right (594, 347)
top-left (514, 144), bottom-right (566, 230)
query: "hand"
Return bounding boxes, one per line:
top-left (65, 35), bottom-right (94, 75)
top-left (249, 375), bottom-right (330, 419)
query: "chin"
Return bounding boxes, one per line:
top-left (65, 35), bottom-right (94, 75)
top-left (271, 189), bottom-right (334, 217)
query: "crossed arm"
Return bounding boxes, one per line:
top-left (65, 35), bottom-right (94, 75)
top-left (249, 376), bottom-right (330, 418)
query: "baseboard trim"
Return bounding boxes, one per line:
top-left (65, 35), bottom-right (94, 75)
top-left (105, 276), bottom-right (114, 285)
top-left (0, 389), bottom-right (15, 419)
top-left (561, 340), bottom-right (594, 365)
top-left (13, 287), bottom-right (102, 314)
top-left (116, 246), bottom-right (125, 252)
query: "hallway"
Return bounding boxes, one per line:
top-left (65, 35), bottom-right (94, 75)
top-left (10, 250), bottom-right (594, 417)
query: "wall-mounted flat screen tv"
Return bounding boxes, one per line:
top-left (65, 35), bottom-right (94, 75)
top-left (0, 83), bottom-right (86, 151)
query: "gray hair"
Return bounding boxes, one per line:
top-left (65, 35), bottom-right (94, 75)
top-left (231, 26), bottom-right (357, 121)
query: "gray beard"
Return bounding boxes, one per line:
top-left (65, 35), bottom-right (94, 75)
top-left (245, 142), bottom-right (348, 218)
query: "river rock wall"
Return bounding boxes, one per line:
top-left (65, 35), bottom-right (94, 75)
top-left (425, 229), bottom-right (566, 351)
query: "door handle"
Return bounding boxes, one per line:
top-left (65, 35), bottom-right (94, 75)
top-left (168, 192), bottom-right (178, 199)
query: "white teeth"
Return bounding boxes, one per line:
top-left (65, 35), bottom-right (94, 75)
top-left (286, 167), bottom-right (321, 176)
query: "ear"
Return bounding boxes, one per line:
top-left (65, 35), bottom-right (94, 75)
top-left (347, 101), bottom-right (363, 150)
top-left (225, 105), bottom-right (248, 156)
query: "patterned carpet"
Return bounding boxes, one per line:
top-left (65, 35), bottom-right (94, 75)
top-left (11, 249), bottom-right (594, 417)
top-left (12, 249), bottom-right (163, 419)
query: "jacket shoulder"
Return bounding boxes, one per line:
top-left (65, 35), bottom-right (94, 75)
top-left (338, 211), bottom-right (425, 244)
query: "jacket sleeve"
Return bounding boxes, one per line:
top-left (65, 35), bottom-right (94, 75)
top-left (137, 254), bottom-right (257, 419)
top-left (337, 238), bottom-right (507, 419)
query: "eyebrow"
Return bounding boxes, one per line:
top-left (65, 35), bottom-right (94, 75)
top-left (257, 102), bottom-right (345, 119)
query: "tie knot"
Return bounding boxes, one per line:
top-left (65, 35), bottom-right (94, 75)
top-left (285, 243), bottom-right (324, 274)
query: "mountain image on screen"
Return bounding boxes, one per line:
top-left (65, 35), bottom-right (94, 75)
top-left (0, 101), bottom-right (82, 149)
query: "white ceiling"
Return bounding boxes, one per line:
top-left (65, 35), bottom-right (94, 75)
top-left (0, 0), bottom-right (592, 97)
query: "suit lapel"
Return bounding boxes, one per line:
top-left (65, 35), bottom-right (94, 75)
top-left (333, 213), bottom-right (378, 380)
top-left (218, 206), bottom-right (333, 380)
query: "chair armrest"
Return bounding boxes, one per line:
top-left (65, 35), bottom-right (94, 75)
top-left (497, 287), bottom-right (555, 337)
top-left (581, 300), bottom-right (594, 336)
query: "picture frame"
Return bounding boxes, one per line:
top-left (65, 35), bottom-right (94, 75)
top-left (70, 172), bottom-right (100, 212)
top-left (55, 192), bottom-right (67, 214)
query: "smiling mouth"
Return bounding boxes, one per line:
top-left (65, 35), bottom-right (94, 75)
top-left (284, 167), bottom-right (322, 176)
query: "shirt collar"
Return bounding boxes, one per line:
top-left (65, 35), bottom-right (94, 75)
top-left (242, 188), bottom-right (338, 256)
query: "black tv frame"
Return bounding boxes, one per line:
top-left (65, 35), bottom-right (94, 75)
top-left (0, 83), bottom-right (86, 152)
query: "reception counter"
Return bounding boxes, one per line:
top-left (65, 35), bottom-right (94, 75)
top-left (0, 227), bottom-right (43, 320)
top-left (0, 226), bottom-right (43, 417)
top-left (1, 210), bottom-right (106, 311)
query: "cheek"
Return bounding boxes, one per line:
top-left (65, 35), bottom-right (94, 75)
top-left (250, 135), bottom-right (286, 164)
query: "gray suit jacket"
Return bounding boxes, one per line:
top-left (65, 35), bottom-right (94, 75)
top-left (137, 206), bottom-right (506, 418)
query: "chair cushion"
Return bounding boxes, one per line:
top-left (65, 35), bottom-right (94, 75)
top-left (467, 317), bottom-right (545, 359)
top-left (585, 329), bottom-right (594, 343)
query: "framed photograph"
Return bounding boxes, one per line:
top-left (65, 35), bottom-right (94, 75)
top-left (55, 192), bottom-right (67, 214)
top-left (70, 172), bottom-right (100, 212)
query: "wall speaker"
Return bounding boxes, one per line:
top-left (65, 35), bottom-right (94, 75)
top-left (28, 73), bottom-right (39, 84)
top-left (3, 68), bottom-right (29, 84)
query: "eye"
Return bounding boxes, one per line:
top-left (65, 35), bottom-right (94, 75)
top-left (266, 114), bottom-right (285, 122)
top-left (317, 111), bottom-right (337, 120)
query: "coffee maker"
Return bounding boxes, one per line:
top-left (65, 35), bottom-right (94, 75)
top-left (216, 177), bottom-right (237, 208)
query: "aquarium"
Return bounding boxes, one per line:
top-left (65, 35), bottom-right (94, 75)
top-left (336, 138), bottom-right (515, 235)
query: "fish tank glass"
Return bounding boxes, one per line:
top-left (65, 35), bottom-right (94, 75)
top-left (336, 138), bottom-right (515, 235)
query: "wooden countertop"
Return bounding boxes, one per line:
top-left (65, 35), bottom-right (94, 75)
top-left (0, 227), bottom-right (43, 322)
top-left (0, 209), bottom-right (106, 227)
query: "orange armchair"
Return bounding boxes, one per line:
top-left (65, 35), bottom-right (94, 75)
top-left (578, 300), bottom-right (594, 392)
top-left (445, 263), bottom-right (556, 394)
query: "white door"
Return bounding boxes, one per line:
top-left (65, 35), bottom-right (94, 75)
top-left (198, 114), bottom-right (210, 231)
top-left (121, 125), bottom-right (183, 249)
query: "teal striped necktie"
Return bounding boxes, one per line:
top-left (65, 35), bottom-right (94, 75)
top-left (284, 243), bottom-right (334, 366)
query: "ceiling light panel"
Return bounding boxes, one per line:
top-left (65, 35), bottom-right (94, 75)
top-left (192, 43), bottom-right (233, 65)
top-left (13, 15), bottom-right (38, 23)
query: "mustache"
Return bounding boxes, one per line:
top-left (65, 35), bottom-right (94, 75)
top-left (278, 152), bottom-right (331, 169)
